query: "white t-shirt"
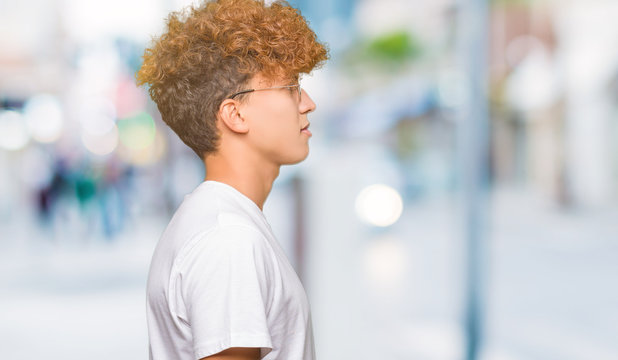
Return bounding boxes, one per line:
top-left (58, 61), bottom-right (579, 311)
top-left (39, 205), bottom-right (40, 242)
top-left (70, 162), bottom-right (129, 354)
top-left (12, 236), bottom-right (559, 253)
top-left (146, 180), bottom-right (315, 360)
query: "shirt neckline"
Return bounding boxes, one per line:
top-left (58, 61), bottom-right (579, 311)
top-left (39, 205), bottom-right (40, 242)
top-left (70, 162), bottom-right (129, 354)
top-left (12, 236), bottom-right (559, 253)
top-left (200, 180), bottom-right (279, 249)
top-left (202, 180), bottom-right (267, 217)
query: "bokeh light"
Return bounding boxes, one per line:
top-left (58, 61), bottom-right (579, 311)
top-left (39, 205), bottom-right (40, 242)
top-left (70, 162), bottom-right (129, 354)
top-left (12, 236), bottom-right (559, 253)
top-left (23, 94), bottom-right (65, 143)
top-left (117, 111), bottom-right (156, 151)
top-left (355, 184), bottom-right (404, 227)
top-left (115, 78), bottom-right (147, 119)
top-left (0, 110), bottom-right (30, 151)
top-left (81, 124), bottom-right (119, 156)
top-left (118, 130), bottom-right (166, 166)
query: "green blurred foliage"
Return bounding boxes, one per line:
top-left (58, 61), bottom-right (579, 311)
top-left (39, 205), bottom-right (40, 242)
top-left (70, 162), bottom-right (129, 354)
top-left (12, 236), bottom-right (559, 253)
top-left (342, 30), bottom-right (423, 74)
top-left (367, 31), bottom-right (421, 62)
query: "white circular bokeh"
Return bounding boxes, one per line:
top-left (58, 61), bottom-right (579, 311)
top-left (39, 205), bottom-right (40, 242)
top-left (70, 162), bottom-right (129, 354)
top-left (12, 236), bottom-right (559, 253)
top-left (355, 183), bottom-right (404, 227)
top-left (23, 94), bottom-right (65, 143)
top-left (81, 125), bottom-right (119, 156)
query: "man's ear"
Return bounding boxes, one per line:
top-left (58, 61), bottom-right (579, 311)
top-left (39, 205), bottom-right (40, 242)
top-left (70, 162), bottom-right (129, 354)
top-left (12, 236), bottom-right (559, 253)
top-left (218, 99), bottom-right (249, 134)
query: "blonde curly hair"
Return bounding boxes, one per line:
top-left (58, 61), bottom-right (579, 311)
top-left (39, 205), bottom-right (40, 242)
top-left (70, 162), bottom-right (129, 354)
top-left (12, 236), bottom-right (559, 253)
top-left (136, 0), bottom-right (328, 158)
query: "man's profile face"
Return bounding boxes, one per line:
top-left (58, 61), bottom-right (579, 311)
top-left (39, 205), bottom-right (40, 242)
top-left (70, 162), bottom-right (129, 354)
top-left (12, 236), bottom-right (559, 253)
top-left (239, 73), bottom-right (316, 165)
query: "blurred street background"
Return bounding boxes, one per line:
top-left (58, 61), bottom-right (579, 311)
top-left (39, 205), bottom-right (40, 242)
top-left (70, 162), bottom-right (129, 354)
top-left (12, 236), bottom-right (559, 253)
top-left (1, 0), bottom-right (617, 359)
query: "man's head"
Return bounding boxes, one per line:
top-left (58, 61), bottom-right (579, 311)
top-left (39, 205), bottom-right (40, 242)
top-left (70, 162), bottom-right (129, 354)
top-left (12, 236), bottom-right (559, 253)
top-left (136, 0), bottom-right (328, 159)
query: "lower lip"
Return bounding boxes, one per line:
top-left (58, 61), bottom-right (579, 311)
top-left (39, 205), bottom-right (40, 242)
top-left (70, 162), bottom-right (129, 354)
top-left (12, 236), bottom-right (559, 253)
top-left (301, 129), bottom-right (312, 137)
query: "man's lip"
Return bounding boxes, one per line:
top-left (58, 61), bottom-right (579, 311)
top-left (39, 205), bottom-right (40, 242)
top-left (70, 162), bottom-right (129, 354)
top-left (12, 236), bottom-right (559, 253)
top-left (301, 123), bottom-right (311, 136)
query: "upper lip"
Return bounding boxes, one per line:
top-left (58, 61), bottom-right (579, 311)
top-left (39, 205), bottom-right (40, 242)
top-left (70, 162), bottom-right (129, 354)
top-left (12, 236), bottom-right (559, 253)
top-left (301, 123), bottom-right (310, 131)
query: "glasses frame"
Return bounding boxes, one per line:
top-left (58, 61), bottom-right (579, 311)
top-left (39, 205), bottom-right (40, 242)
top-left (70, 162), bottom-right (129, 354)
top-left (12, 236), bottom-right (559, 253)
top-left (227, 84), bottom-right (302, 100)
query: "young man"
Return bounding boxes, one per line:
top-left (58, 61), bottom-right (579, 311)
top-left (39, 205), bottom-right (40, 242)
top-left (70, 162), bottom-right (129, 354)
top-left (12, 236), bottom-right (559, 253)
top-left (136, 0), bottom-right (328, 359)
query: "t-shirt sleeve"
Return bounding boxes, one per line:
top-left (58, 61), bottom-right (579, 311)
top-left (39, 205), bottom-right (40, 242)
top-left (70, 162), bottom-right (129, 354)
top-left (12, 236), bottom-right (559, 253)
top-left (178, 224), bottom-right (274, 360)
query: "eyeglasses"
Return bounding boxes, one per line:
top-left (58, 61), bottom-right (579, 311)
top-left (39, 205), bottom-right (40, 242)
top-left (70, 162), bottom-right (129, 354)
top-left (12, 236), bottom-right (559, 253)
top-left (227, 84), bottom-right (302, 100)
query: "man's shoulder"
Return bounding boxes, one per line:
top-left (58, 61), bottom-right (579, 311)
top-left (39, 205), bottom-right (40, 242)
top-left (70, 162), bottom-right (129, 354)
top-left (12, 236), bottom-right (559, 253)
top-left (172, 215), bottom-right (273, 278)
top-left (164, 208), bottom-right (260, 254)
top-left (216, 211), bottom-right (259, 230)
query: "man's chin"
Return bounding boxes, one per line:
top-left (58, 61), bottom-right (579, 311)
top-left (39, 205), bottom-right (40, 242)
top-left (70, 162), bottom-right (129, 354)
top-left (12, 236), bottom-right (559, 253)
top-left (282, 149), bottom-right (310, 165)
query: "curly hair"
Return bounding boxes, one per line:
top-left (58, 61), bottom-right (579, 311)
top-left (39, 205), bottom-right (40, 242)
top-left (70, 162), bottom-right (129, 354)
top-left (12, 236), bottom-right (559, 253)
top-left (136, 0), bottom-right (328, 158)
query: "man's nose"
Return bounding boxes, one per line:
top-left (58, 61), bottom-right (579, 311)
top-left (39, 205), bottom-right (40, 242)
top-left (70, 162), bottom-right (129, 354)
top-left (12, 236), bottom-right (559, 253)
top-left (300, 89), bottom-right (316, 114)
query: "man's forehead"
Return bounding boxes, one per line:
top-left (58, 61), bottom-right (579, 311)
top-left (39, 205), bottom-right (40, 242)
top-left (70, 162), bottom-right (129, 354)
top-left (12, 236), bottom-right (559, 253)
top-left (251, 72), bottom-right (300, 86)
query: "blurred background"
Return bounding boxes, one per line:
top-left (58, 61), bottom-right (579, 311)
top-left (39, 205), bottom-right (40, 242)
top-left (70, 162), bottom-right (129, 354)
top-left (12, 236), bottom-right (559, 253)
top-left (1, 0), bottom-right (617, 359)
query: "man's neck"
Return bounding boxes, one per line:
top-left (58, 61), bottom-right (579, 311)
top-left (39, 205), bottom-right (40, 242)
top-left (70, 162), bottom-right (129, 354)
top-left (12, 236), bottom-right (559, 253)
top-left (203, 151), bottom-right (280, 211)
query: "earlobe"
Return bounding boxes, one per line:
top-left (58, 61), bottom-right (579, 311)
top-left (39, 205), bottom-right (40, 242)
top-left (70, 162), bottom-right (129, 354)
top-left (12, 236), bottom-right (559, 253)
top-left (218, 99), bottom-right (249, 134)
